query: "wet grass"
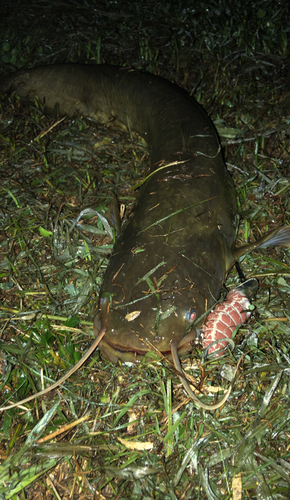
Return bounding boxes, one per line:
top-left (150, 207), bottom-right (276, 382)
top-left (0, 0), bottom-right (290, 499)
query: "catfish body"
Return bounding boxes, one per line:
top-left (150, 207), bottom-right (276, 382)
top-left (3, 64), bottom-right (290, 412)
top-left (1, 64), bottom-right (237, 359)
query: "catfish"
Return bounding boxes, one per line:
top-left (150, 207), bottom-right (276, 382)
top-left (1, 64), bottom-right (290, 411)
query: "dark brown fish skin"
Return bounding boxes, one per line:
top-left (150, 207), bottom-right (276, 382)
top-left (97, 159), bottom-right (236, 362)
top-left (1, 64), bottom-right (238, 360)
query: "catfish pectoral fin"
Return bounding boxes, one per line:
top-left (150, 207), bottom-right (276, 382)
top-left (233, 225), bottom-right (290, 260)
top-left (170, 343), bottom-right (234, 410)
top-left (235, 277), bottom-right (258, 299)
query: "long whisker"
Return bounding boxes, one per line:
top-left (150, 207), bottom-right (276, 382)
top-left (0, 328), bottom-right (107, 411)
top-left (171, 342), bottom-right (237, 410)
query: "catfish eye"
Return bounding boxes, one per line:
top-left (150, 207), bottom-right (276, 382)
top-left (186, 308), bottom-right (196, 324)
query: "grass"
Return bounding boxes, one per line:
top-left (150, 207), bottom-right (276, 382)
top-left (0, 0), bottom-right (290, 498)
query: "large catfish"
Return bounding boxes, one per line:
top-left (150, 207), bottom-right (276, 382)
top-left (1, 64), bottom-right (290, 411)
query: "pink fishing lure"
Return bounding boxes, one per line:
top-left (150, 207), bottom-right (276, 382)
top-left (202, 288), bottom-right (252, 356)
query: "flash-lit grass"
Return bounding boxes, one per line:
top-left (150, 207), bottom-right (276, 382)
top-left (0, 1), bottom-right (290, 499)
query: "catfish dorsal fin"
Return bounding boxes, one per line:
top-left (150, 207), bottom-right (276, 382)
top-left (233, 225), bottom-right (290, 260)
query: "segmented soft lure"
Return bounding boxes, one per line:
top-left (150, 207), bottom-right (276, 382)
top-left (202, 280), bottom-right (257, 356)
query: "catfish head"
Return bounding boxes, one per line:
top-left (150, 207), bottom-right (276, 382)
top-left (94, 191), bottom-right (236, 363)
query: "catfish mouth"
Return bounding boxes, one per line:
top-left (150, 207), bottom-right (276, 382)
top-left (99, 336), bottom-right (172, 362)
top-left (94, 312), bottom-right (199, 363)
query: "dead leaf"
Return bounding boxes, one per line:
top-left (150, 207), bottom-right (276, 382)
top-left (125, 311), bottom-right (141, 321)
top-left (232, 472), bottom-right (242, 500)
top-left (117, 437), bottom-right (154, 451)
